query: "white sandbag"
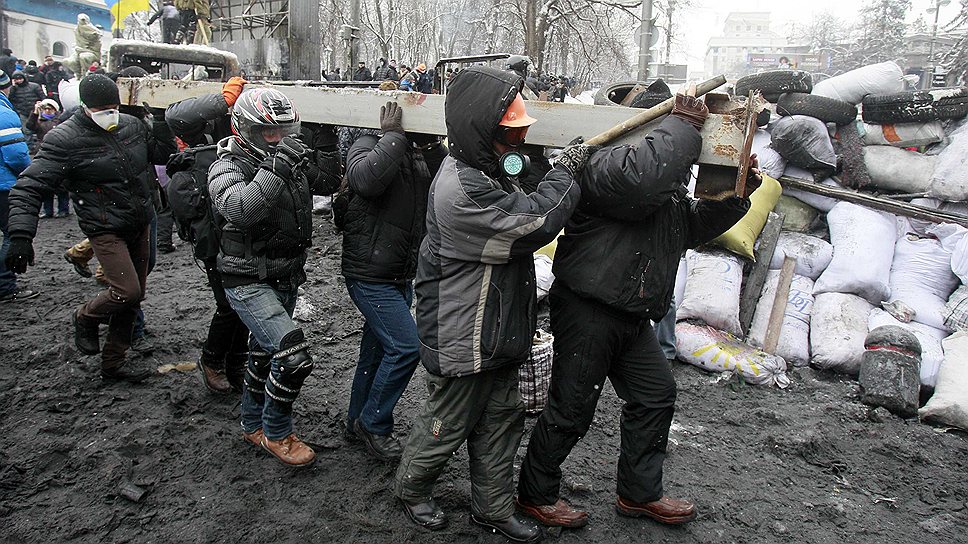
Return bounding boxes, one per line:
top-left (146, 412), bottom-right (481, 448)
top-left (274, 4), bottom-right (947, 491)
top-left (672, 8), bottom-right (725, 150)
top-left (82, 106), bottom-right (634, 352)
top-left (771, 116), bottom-right (837, 175)
top-left (814, 203), bottom-right (897, 304)
top-left (869, 308), bottom-right (948, 388)
top-left (812, 61), bottom-right (904, 105)
top-left (859, 121), bottom-right (945, 147)
top-left (929, 127), bottom-right (968, 201)
top-left (534, 254), bottom-right (555, 301)
top-left (748, 271), bottom-right (815, 367)
top-left (752, 129), bottom-right (786, 179)
top-left (863, 146), bottom-right (936, 194)
top-left (919, 332), bottom-right (968, 430)
top-left (929, 223), bottom-right (968, 284)
top-left (673, 256), bottom-right (687, 306)
top-left (769, 232), bottom-right (833, 280)
top-left (810, 293), bottom-right (874, 375)
top-left (781, 166), bottom-right (841, 212)
top-left (885, 233), bottom-right (959, 331)
top-left (675, 321), bottom-right (790, 387)
top-left (677, 250), bottom-right (744, 336)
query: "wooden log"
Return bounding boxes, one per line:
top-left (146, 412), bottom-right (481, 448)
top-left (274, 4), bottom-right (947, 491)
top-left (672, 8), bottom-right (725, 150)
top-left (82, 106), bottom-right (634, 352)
top-left (763, 255), bottom-right (797, 354)
top-left (740, 212), bottom-right (784, 337)
top-left (779, 175), bottom-right (968, 227)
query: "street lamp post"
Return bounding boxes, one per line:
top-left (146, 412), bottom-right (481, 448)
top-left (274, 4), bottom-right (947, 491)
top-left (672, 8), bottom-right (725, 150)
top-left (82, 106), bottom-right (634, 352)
top-left (926, 0), bottom-right (951, 89)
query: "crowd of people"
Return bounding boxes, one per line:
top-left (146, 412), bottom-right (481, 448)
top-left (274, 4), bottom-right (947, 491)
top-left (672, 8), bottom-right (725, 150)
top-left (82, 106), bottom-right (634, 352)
top-left (0, 63), bottom-right (761, 542)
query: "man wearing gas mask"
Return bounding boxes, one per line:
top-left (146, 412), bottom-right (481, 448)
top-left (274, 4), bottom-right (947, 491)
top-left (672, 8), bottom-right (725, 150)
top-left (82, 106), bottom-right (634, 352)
top-left (207, 88), bottom-right (323, 467)
top-left (340, 101), bottom-right (447, 462)
top-left (394, 66), bottom-right (594, 542)
top-left (516, 85), bottom-right (759, 530)
top-left (5, 74), bottom-right (177, 382)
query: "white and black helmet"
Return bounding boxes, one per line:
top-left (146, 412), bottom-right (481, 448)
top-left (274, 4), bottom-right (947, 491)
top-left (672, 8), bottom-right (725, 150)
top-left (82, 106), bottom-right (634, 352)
top-left (231, 88), bottom-right (301, 158)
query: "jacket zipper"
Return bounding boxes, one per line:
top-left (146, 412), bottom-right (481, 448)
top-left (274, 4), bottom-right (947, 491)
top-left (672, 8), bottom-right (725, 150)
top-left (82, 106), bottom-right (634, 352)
top-left (638, 259), bottom-right (652, 299)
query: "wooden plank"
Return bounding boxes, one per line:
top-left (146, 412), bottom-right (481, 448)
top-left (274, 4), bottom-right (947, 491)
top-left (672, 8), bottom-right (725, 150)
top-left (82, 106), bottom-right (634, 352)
top-left (763, 255), bottom-right (797, 354)
top-left (119, 77), bottom-right (664, 148)
top-left (118, 77), bottom-right (744, 158)
top-left (779, 175), bottom-right (968, 227)
top-left (740, 211), bottom-right (783, 337)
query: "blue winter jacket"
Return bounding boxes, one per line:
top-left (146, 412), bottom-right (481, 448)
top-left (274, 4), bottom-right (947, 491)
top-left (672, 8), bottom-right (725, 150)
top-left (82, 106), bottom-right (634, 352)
top-left (0, 93), bottom-right (30, 191)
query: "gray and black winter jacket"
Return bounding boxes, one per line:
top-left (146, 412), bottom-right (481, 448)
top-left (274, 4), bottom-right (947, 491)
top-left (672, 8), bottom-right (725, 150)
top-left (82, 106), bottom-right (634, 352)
top-left (554, 115), bottom-right (751, 320)
top-left (415, 66), bottom-right (581, 378)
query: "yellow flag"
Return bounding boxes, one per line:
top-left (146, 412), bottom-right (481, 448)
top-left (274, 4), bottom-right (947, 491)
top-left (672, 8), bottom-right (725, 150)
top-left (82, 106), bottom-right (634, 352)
top-left (104, 0), bottom-right (151, 30)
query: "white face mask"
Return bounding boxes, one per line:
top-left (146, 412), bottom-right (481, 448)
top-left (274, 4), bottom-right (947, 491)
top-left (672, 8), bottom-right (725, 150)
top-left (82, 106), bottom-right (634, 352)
top-left (87, 107), bottom-right (120, 132)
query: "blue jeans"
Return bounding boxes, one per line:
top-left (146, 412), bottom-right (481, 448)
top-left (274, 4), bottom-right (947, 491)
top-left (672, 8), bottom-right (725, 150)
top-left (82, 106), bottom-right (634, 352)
top-left (41, 191), bottom-right (70, 216)
top-left (346, 279), bottom-right (420, 435)
top-left (226, 282), bottom-right (300, 440)
top-left (0, 190), bottom-right (16, 296)
top-left (653, 296), bottom-right (677, 360)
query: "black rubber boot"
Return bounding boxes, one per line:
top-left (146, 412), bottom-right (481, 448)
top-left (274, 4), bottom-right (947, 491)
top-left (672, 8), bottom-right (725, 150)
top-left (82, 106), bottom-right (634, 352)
top-left (72, 310), bottom-right (101, 355)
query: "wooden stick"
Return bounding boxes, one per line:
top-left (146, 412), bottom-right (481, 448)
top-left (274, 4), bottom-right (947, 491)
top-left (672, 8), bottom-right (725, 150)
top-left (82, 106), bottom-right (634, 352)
top-left (779, 176), bottom-right (968, 227)
top-left (584, 75), bottom-right (727, 146)
top-left (763, 255), bottom-right (797, 355)
top-left (740, 212), bottom-right (784, 337)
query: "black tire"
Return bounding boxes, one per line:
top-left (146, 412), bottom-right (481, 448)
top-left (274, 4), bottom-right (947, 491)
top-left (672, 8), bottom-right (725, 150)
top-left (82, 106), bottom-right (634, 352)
top-left (734, 70), bottom-right (813, 101)
top-left (593, 80), bottom-right (643, 106)
top-left (861, 87), bottom-right (968, 123)
top-left (776, 92), bottom-right (858, 125)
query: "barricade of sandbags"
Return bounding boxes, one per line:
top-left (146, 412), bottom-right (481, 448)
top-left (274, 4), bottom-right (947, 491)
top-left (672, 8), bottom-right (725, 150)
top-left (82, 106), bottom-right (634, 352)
top-left (919, 332), bottom-right (968, 430)
top-left (769, 232), bottom-right (833, 280)
top-left (863, 146), bottom-right (936, 194)
top-left (869, 308), bottom-right (947, 388)
top-left (810, 293), bottom-right (874, 375)
top-left (883, 232), bottom-right (959, 331)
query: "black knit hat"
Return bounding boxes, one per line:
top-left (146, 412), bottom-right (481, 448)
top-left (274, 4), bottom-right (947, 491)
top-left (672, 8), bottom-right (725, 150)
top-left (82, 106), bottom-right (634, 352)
top-left (0, 70), bottom-right (9, 90)
top-left (79, 74), bottom-right (121, 108)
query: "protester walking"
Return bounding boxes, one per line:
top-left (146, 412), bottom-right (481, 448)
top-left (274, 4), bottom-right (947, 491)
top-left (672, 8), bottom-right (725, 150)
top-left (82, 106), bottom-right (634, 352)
top-left (5, 75), bottom-right (176, 380)
top-left (394, 66), bottom-right (593, 542)
top-left (341, 100), bottom-right (446, 461)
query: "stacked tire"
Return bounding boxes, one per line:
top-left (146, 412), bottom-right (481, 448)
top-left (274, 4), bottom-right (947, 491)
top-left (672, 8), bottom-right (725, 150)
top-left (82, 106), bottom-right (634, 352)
top-left (776, 93), bottom-right (858, 126)
top-left (734, 70), bottom-right (812, 102)
top-left (862, 87), bottom-right (968, 124)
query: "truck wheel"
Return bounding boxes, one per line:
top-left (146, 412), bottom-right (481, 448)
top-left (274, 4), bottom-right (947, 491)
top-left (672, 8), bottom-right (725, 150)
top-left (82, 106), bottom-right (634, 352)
top-left (776, 93), bottom-right (858, 125)
top-left (734, 70), bottom-right (813, 102)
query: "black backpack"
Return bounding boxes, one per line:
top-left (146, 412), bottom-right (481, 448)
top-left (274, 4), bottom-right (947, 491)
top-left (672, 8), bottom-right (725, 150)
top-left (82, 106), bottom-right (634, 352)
top-left (166, 144), bottom-right (220, 261)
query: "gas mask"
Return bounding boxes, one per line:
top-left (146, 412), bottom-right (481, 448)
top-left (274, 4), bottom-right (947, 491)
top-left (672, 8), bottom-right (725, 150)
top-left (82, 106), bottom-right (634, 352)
top-left (86, 107), bottom-right (120, 132)
top-left (499, 151), bottom-right (531, 178)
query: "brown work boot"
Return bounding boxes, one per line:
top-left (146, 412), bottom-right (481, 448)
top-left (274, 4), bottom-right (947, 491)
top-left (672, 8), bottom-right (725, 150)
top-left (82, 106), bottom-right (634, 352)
top-left (242, 428), bottom-right (264, 447)
top-left (64, 250), bottom-right (93, 278)
top-left (615, 496), bottom-right (696, 525)
top-left (261, 433), bottom-right (316, 467)
top-left (198, 356), bottom-right (231, 393)
top-left (516, 497), bottom-right (589, 528)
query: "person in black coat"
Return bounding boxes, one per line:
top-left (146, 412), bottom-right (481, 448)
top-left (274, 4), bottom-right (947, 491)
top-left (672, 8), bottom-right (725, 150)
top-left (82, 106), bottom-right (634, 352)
top-left (8, 71), bottom-right (45, 121)
top-left (353, 61), bottom-right (373, 81)
top-left (516, 86), bottom-right (760, 529)
top-left (341, 101), bottom-right (446, 461)
top-left (5, 74), bottom-right (176, 383)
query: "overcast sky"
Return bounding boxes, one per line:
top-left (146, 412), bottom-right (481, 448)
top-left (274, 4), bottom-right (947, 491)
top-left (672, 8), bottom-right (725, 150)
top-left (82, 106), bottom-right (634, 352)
top-left (671, 0), bottom-right (963, 72)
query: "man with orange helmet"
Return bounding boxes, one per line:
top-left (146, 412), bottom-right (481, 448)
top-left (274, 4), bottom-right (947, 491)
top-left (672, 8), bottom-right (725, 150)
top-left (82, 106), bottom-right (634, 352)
top-left (393, 65), bottom-right (595, 542)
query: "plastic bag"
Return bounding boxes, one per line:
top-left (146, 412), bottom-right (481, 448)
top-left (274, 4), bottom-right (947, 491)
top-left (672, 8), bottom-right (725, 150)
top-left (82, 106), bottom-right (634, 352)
top-left (919, 332), bottom-right (968, 430)
top-left (677, 250), bottom-right (744, 336)
top-left (752, 129), bottom-right (787, 179)
top-left (812, 61), bottom-right (904, 105)
top-left (675, 321), bottom-right (790, 387)
top-left (929, 128), bottom-right (968, 201)
top-left (712, 174), bottom-right (782, 259)
top-left (810, 293), bottom-right (874, 375)
top-left (771, 115), bottom-right (837, 176)
top-left (869, 308), bottom-right (948, 388)
top-left (748, 271), bottom-right (815, 367)
top-left (769, 232), bottom-right (833, 280)
top-left (814, 203), bottom-right (897, 304)
top-left (859, 121), bottom-right (945, 147)
top-left (534, 254), bottom-right (555, 301)
top-left (885, 233), bottom-right (959, 330)
top-left (863, 146), bottom-right (936, 194)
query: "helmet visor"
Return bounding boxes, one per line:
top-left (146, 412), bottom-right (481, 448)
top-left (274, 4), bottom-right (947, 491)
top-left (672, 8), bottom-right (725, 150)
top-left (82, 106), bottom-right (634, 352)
top-left (251, 122), bottom-right (301, 152)
top-left (496, 125), bottom-right (529, 148)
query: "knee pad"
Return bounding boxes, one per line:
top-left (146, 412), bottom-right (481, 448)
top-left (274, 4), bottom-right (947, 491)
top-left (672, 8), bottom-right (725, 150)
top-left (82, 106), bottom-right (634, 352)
top-left (244, 350), bottom-right (272, 395)
top-left (266, 330), bottom-right (314, 407)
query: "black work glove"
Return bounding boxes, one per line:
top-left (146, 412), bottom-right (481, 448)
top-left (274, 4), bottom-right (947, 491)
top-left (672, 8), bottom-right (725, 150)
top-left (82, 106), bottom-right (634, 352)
top-left (554, 143), bottom-right (600, 177)
top-left (380, 101), bottom-right (404, 134)
top-left (5, 236), bottom-right (34, 274)
top-left (275, 135), bottom-right (311, 167)
top-left (671, 92), bottom-right (709, 132)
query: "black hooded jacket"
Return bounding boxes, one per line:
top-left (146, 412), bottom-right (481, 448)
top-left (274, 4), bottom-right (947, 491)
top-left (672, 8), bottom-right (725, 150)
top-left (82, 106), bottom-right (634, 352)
top-left (553, 115), bottom-right (751, 320)
top-left (414, 66), bottom-right (581, 377)
top-left (8, 71), bottom-right (45, 116)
